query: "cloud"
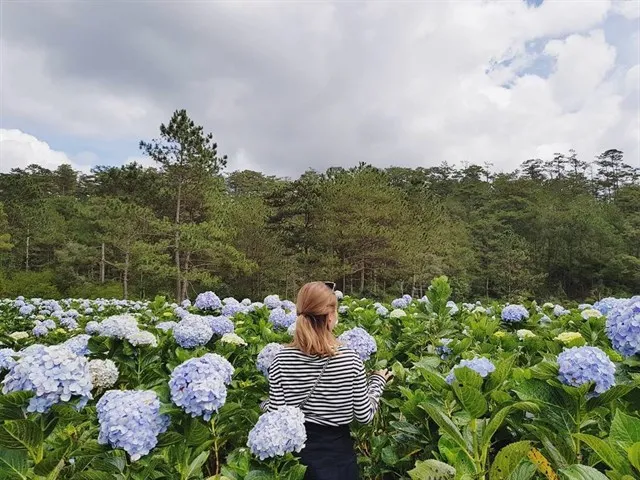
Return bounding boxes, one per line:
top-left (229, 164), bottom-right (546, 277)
top-left (0, 129), bottom-right (89, 173)
top-left (1, 0), bottom-right (638, 176)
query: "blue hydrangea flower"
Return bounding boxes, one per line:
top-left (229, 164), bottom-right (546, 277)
top-left (32, 322), bottom-right (49, 337)
top-left (222, 301), bottom-right (247, 317)
top-left (97, 314), bottom-right (139, 339)
top-left (156, 321), bottom-right (177, 332)
top-left (445, 357), bottom-right (496, 385)
top-left (173, 315), bottom-right (214, 348)
top-left (0, 348), bottom-right (17, 371)
top-left (402, 294), bottom-right (412, 303)
top-left (2, 344), bottom-right (92, 413)
top-left (264, 295), bottom-right (282, 310)
top-left (594, 297), bottom-right (624, 315)
top-left (338, 327), bottom-right (377, 361)
top-left (169, 353), bottom-right (234, 420)
top-left (553, 305), bottom-right (570, 317)
top-left (557, 346), bottom-right (616, 394)
top-left (287, 321), bottom-right (297, 336)
top-left (60, 317), bottom-right (79, 330)
top-left (97, 390), bottom-right (169, 461)
top-left (338, 305), bottom-right (349, 314)
top-left (605, 297), bottom-right (640, 357)
top-left (281, 300), bottom-right (296, 312)
top-left (436, 338), bottom-right (453, 359)
top-left (391, 297), bottom-right (409, 309)
top-left (247, 406), bottom-right (307, 460)
top-left (85, 321), bottom-right (101, 334)
top-left (194, 291), bottom-right (222, 311)
top-left (257, 343), bottom-right (284, 376)
top-left (42, 319), bottom-right (56, 329)
top-left (501, 305), bottom-right (529, 323)
top-left (578, 304), bottom-right (592, 311)
top-left (269, 307), bottom-right (297, 330)
top-left (206, 316), bottom-right (235, 336)
top-left (376, 306), bottom-right (389, 317)
top-left (19, 304), bottom-right (35, 316)
top-left (181, 299), bottom-right (192, 308)
top-left (62, 334), bottom-right (91, 356)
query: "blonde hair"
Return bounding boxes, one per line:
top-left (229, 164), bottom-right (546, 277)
top-left (291, 282), bottom-right (340, 357)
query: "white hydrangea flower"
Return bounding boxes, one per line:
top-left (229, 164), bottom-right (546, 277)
top-left (220, 333), bottom-right (247, 346)
top-left (89, 359), bottom-right (119, 389)
top-left (127, 331), bottom-right (158, 347)
top-left (9, 331), bottom-right (29, 340)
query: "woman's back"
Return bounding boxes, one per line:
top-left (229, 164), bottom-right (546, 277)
top-left (265, 345), bottom-right (386, 426)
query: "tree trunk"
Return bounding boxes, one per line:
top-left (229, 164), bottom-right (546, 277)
top-left (123, 251), bottom-right (130, 300)
top-left (181, 251), bottom-right (190, 301)
top-left (100, 242), bottom-right (105, 283)
top-left (360, 258), bottom-right (365, 294)
top-left (25, 235), bottom-right (30, 271)
top-left (175, 183), bottom-right (183, 301)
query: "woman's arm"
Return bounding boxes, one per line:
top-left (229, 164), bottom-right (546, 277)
top-left (353, 356), bottom-right (387, 423)
top-left (261, 357), bottom-right (286, 412)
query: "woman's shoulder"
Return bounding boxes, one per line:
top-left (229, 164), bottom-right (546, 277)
top-left (335, 346), bottom-right (361, 362)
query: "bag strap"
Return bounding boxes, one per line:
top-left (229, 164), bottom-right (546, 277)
top-left (297, 357), bottom-right (330, 409)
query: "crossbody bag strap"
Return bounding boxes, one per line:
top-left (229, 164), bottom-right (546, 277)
top-left (297, 357), bottom-right (331, 409)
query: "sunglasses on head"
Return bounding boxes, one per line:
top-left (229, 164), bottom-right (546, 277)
top-left (323, 281), bottom-right (336, 291)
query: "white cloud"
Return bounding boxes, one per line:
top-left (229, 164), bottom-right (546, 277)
top-left (612, 0), bottom-right (640, 19)
top-left (0, 129), bottom-right (89, 173)
top-left (1, 0), bottom-right (638, 175)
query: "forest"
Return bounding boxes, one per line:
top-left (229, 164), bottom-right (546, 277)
top-left (0, 110), bottom-right (638, 303)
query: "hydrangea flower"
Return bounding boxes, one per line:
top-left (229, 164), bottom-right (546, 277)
top-left (269, 307), bottom-right (297, 330)
top-left (557, 346), bottom-right (616, 395)
top-left (338, 327), bottom-right (377, 361)
top-left (60, 317), bottom-right (79, 330)
top-left (206, 316), bottom-right (235, 336)
top-left (222, 300), bottom-right (248, 317)
top-left (594, 297), bottom-right (623, 315)
top-left (97, 390), bottom-right (169, 461)
top-left (257, 343), bottom-right (284, 376)
top-left (85, 321), bottom-right (101, 334)
top-left (9, 331), bottom-right (29, 341)
top-left (553, 305), bottom-right (570, 317)
top-left (539, 315), bottom-right (551, 325)
top-left (376, 306), bottom-right (389, 317)
top-left (501, 305), bottom-right (529, 323)
top-left (173, 315), bottom-right (214, 348)
top-left (605, 297), bottom-right (640, 357)
top-left (62, 334), bottom-right (91, 356)
top-left (156, 321), bottom-right (177, 332)
top-left (88, 359), bottom-right (119, 389)
top-left (19, 304), bottom-right (35, 316)
top-left (391, 297), bottom-right (409, 309)
top-left (247, 406), bottom-right (307, 460)
top-left (0, 348), bottom-right (17, 371)
top-left (241, 298), bottom-right (252, 306)
top-left (97, 314), bottom-right (139, 339)
top-left (578, 304), bottom-right (592, 311)
top-left (220, 333), bottom-right (247, 346)
top-left (127, 331), bottom-right (158, 347)
top-left (287, 321), bottom-right (297, 336)
top-left (446, 301), bottom-right (459, 315)
top-left (264, 295), bottom-right (282, 310)
top-left (554, 331), bottom-right (583, 344)
top-left (32, 322), bottom-right (49, 337)
top-left (194, 291), bottom-right (222, 311)
top-left (2, 345), bottom-right (92, 413)
top-left (334, 290), bottom-right (344, 300)
top-left (517, 329), bottom-right (536, 340)
top-left (581, 309), bottom-right (602, 320)
top-left (281, 300), bottom-right (296, 312)
top-left (436, 339), bottom-right (452, 359)
top-left (390, 309), bottom-right (406, 319)
top-left (169, 354), bottom-right (234, 420)
top-left (181, 299), bottom-right (192, 308)
top-left (338, 305), bottom-right (349, 314)
top-left (445, 357), bottom-right (495, 385)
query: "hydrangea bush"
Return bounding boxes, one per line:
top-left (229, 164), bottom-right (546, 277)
top-left (247, 406), bottom-right (307, 460)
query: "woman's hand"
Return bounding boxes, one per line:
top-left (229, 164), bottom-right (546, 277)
top-left (374, 368), bottom-right (393, 382)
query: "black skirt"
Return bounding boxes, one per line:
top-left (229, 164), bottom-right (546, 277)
top-left (298, 422), bottom-right (359, 480)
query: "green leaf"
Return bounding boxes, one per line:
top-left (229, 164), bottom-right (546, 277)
top-left (156, 431), bottom-right (184, 447)
top-left (0, 392), bottom-right (32, 420)
top-left (485, 355), bottom-right (516, 391)
top-left (0, 449), bottom-right (29, 480)
top-left (420, 369), bottom-right (449, 391)
top-left (628, 442), bottom-right (640, 472)
top-left (72, 473), bottom-right (117, 480)
top-left (453, 367), bottom-right (484, 389)
top-left (183, 451), bottom-right (210, 479)
top-left (381, 446), bottom-right (399, 466)
top-left (507, 460), bottom-right (537, 480)
top-left (558, 464), bottom-right (608, 480)
top-left (408, 459), bottom-right (456, 480)
top-left (244, 471), bottom-right (273, 480)
top-left (529, 360), bottom-right (558, 380)
top-left (0, 420), bottom-right (43, 462)
top-left (587, 385), bottom-right (636, 409)
top-left (33, 447), bottom-right (66, 476)
top-left (452, 383), bottom-right (488, 418)
top-left (610, 411), bottom-right (640, 448)
top-left (285, 464), bottom-right (307, 480)
top-left (481, 403), bottom-right (538, 449)
top-left (420, 402), bottom-right (471, 452)
top-left (489, 441), bottom-right (532, 480)
top-left (185, 418), bottom-right (211, 446)
top-left (390, 420), bottom-right (423, 436)
top-left (573, 433), bottom-right (630, 474)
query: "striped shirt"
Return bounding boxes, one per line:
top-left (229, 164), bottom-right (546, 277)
top-left (261, 345), bottom-right (387, 426)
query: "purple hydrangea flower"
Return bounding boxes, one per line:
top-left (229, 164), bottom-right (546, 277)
top-left (445, 357), bottom-right (495, 384)
top-left (501, 305), bottom-right (529, 323)
top-left (0, 348), bottom-right (17, 371)
top-left (338, 327), bottom-right (377, 361)
top-left (206, 316), bottom-right (235, 336)
top-left (269, 307), bottom-right (297, 330)
top-left (247, 406), bottom-right (307, 460)
top-left (257, 343), bottom-right (284, 376)
top-left (391, 297), bottom-right (409, 309)
top-left (173, 315), bottom-right (214, 349)
top-left (62, 334), bottom-right (91, 356)
top-left (194, 291), bottom-right (222, 311)
top-left (264, 295), bottom-right (282, 310)
top-left (97, 390), bottom-right (169, 461)
top-left (557, 346), bottom-right (616, 395)
top-left (605, 297), bottom-right (640, 357)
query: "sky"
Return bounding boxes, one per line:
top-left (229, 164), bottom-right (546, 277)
top-left (0, 0), bottom-right (638, 178)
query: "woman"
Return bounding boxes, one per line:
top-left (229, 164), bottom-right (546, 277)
top-left (261, 281), bottom-right (391, 480)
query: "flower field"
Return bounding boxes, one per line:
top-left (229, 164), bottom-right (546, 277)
top-left (0, 276), bottom-right (639, 480)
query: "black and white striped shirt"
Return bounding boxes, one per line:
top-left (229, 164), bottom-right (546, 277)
top-left (262, 345), bottom-right (387, 426)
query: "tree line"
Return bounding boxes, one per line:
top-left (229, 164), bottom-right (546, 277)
top-left (1, 110), bottom-right (638, 303)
